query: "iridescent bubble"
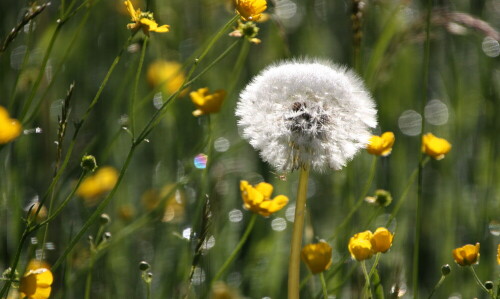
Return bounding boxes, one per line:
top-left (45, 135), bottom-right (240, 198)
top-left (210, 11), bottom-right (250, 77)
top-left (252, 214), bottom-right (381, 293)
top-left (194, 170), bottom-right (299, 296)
top-left (228, 209), bottom-right (243, 223)
top-left (191, 267), bottom-right (206, 285)
top-left (398, 110), bottom-right (422, 136)
top-left (153, 92), bottom-right (163, 109)
top-left (424, 99), bottom-right (449, 126)
top-left (488, 221), bottom-right (500, 236)
top-left (482, 37), bottom-right (500, 58)
top-left (271, 217), bottom-right (287, 231)
top-left (285, 206), bottom-right (295, 222)
top-left (194, 154), bottom-right (208, 169)
top-left (214, 137), bottom-right (230, 152)
top-left (182, 227), bottom-right (192, 240)
top-left (202, 236), bottom-right (215, 250)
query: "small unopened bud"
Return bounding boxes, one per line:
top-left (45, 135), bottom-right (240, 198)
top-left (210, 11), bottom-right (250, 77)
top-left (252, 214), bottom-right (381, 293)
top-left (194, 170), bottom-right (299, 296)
top-left (441, 264), bottom-right (451, 276)
top-left (81, 154), bottom-right (97, 172)
top-left (100, 213), bottom-right (111, 225)
top-left (147, 272), bottom-right (153, 279)
top-left (365, 189), bottom-right (392, 207)
top-left (27, 202), bottom-right (47, 223)
top-left (103, 232), bottom-right (112, 240)
top-left (88, 235), bottom-right (94, 242)
top-left (484, 281), bottom-right (494, 290)
top-left (139, 261), bottom-right (150, 271)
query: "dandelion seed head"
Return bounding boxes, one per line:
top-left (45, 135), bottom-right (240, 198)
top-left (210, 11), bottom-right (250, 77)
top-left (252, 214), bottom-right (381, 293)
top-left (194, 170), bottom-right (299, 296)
top-left (236, 59), bottom-right (377, 172)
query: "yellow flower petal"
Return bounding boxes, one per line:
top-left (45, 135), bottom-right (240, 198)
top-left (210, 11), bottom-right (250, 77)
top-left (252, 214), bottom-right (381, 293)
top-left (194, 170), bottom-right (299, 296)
top-left (0, 106), bottom-right (22, 144)
top-left (235, 0), bottom-right (267, 21)
top-left (301, 241), bottom-right (333, 274)
top-left (124, 0), bottom-right (138, 21)
top-left (189, 88), bottom-right (226, 116)
top-left (422, 133), bottom-right (451, 160)
top-left (19, 261), bottom-right (53, 299)
top-left (367, 132), bottom-right (395, 156)
top-left (452, 243), bottom-right (480, 266)
top-left (255, 182), bottom-right (273, 199)
top-left (370, 227), bottom-right (394, 253)
top-left (348, 230), bottom-right (374, 261)
top-left (147, 60), bottom-right (186, 95)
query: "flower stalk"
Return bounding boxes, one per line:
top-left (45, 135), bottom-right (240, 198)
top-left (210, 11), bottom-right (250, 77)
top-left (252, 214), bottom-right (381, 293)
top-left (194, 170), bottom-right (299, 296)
top-left (288, 164), bottom-right (310, 299)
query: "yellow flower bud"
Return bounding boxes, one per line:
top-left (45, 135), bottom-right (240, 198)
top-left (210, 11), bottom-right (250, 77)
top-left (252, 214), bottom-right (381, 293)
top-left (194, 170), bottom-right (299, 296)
top-left (366, 132), bottom-right (395, 156)
top-left (19, 260), bottom-right (53, 299)
top-left (370, 227), bottom-right (394, 253)
top-left (422, 133), bottom-right (451, 160)
top-left (301, 241), bottom-right (333, 274)
top-left (452, 243), bottom-right (480, 266)
top-left (190, 87), bottom-right (226, 117)
top-left (0, 106), bottom-right (22, 144)
top-left (348, 231), bottom-right (374, 261)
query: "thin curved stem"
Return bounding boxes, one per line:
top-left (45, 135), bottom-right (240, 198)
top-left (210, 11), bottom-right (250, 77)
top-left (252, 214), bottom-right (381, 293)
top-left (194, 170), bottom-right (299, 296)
top-left (211, 213), bottom-right (257, 284)
top-left (288, 164), bottom-right (310, 299)
top-left (130, 36), bottom-right (149, 138)
top-left (427, 275), bottom-right (445, 299)
top-left (361, 260), bottom-right (373, 299)
top-left (470, 267), bottom-right (495, 298)
top-left (320, 272), bottom-right (328, 298)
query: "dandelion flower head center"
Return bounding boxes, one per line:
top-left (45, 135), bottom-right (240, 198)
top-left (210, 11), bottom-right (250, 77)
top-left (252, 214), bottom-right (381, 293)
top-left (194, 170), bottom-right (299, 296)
top-left (236, 60), bottom-right (377, 172)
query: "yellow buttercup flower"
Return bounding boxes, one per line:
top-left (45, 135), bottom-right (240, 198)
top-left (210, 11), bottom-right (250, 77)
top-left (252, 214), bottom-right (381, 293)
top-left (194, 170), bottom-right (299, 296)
top-left (422, 133), bottom-right (451, 160)
top-left (370, 227), bottom-right (394, 253)
top-left (19, 260), bottom-right (53, 299)
top-left (452, 243), bottom-right (480, 266)
top-left (240, 180), bottom-right (288, 217)
top-left (190, 87), bottom-right (226, 117)
top-left (367, 132), bottom-right (395, 156)
top-left (77, 166), bottom-right (119, 205)
top-left (234, 0), bottom-right (267, 21)
top-left (497, 244), bottom-right (500, 265)
top-left (348, 230), bottom-right (374, 261)
top-left (124, 0), bottom-right (170, 35)
top-left (147, 60), bottom-right (186, 95)
top-left (301, 241), bottom-right (333, 274)
top-left (0, 106), bottom-right (22, 144)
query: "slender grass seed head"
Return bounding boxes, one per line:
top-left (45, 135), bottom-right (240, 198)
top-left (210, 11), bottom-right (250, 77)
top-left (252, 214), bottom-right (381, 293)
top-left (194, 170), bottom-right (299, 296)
top-left (236, 60), bottom-right (377, 172)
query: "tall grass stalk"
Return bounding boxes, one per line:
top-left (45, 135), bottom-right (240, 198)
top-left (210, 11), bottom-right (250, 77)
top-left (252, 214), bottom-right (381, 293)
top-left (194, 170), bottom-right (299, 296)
top-left (288, 164), bottom-right (310, 299)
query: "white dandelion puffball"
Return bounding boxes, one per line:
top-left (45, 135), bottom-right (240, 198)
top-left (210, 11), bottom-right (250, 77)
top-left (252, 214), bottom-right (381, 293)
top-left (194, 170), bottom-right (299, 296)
top-left (236, 59), bottom-right (377, 172)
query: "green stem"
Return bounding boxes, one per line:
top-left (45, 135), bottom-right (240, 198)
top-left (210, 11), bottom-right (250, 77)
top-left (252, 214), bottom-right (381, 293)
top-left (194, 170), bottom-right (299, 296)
top-left (288, 164), bottom-right (310, 299)
top-left (52, 145), bottom-right (137, 271)
top-left (320, 272), bottom-right (328, 298)
top-left (329, 156), bottom-right (377, 241)
top-left (470, 267), bottom-right (495, 298)
top-left (211, 213), bottom-right (257, 284)
top-left (427, 275), bottom-right (445, 299)
top-left (368, 252), bottom-right (381, 279)
top-left (361, 260), bottom-right (373, 299)
top-left (130, 36), bottom-right (148, 138)
top-left (195, 15), bottom-right (239, 64)
top-left (0, 231), bottom-right (29, 297)
top-left (414, 0), bottom-right (433, 295)
top-left (84, 257), bottom-right (95, 299)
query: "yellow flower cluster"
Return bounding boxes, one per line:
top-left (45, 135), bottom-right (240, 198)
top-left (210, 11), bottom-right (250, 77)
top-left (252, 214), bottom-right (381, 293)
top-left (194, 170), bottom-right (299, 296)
top-left (348, 227), bottom-right (394, 261)
top-left (124, 0), bottom-right (170, 35)
top-left (0, 106), bottom-right (22, 144)
top-left (422, 133), bottom-right (451, 160)
top-left (19, 260), bottom-right (53, 299)
top-left (147, 60), bottom-right (186, 95)
top-left (76, 166), bottom-right (119, 205)
top-left (452, 243), bottom-right (480, 266)
top-left (240, 180), bottom-right (288, 217)
top-left (190, 87), bottom-right (226, 117)
top-left (234, 0), bottom-right (267, 21)
top-left (366, 132), bottom-right (395, 156)
top-left (301, 241), bottom-right (332, 274)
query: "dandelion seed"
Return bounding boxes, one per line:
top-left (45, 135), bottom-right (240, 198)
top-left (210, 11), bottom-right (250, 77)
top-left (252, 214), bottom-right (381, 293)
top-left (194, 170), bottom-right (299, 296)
top-left (124, 0), bottom-right (170, 36)
top-left (452, 243), bottom-right (480, 266)
top-left (0, 106), bottom-right (22, 144)
top-left (236, 59), bottom-right (377, 172)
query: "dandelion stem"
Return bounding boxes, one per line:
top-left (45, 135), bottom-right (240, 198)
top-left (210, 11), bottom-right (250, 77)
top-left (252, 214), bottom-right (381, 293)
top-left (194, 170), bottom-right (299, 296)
top-left (470, 267), bottom-right (495, 298)
top-left (288, 164), bottom-right (310, 299)
top-left (211, 213), bottom-right (257, 284)
top-left (320, 272), bottom-right (328, 298)
top-left (361, 260), bottom-right (373, 299)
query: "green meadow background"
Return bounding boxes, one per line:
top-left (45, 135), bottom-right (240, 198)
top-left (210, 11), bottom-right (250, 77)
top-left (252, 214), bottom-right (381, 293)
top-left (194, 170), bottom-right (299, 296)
top-left (1, 0), bottom-right (499, 298)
